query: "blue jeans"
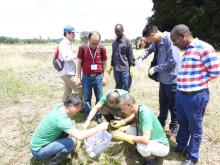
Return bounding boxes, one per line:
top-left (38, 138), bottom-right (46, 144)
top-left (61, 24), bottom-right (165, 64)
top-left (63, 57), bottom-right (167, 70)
top-left (175, 89), bottom-right (209, 163)
top-left (31, 137), bottom-right (75, 160)
top-left (114, 71), bottom-right (132, 92)
top-left (82, 73), bottom-right (103, 118)
top-left (158, 83), bottom-right (177, 129)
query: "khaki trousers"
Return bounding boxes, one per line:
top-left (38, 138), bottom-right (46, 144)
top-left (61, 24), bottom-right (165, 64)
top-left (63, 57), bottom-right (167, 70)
top-left (61, 75), bottom-right (82, 101)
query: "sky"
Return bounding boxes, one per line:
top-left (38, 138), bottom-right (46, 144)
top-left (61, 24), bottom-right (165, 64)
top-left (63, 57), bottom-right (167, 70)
top-left (0, 0), bottom-right (153, 40)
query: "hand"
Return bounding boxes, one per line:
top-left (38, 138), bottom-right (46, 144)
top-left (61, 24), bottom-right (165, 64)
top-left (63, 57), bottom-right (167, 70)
top-left (107, 66), bottom-right (113, 74)
top-left (130, 66), bottom-right (134, 78)
top-left (97, 122), bottom-right (109, 131)
top-left (75, 77), bottom-right (81, 86)
top-left (111, 119), bottom-right (126, 129)
top-left (118, 125), bottom-right (130, 132)
top-left (112, 131), bottom-right (134, 144)
top-left (102, 76), bottom-right (106, 86)
top-left (83, 120), bottom-right (90, 129)
top-left (148, 67), bottom-right (155, 76)
top-left (76, 139), bottom-right (82, 149)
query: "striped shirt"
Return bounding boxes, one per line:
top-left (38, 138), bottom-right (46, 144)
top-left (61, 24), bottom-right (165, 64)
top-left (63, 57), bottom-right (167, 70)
top-left (177, 38), bottom-right (220, 92)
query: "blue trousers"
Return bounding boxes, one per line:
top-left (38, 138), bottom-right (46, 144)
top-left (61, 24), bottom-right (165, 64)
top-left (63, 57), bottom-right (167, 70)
top-left (175, 89), bottom-right (209, 163)
top-left (158, 83), bottom-right (177, 129)
top-left (114, 70), bottom-right (132, 92)
top-left (31, 137), bottom-right (75, 160)
top-left (82, 73), bottom-right (103, 118)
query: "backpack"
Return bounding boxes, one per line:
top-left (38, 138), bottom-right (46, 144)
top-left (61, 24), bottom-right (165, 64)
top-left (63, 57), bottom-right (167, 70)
top-left (53, 47), bottom-right (64, 72)
top-left (53, 44), bottom-right (104, 71)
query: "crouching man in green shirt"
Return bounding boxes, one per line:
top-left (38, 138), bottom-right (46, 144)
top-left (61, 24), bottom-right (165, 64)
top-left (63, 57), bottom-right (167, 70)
top-left (112, 94), bottom-right (169, 163)
top-left (30, 94), bottom-right (108, 164)
top-left (83, 89), bottom-right (135, 129)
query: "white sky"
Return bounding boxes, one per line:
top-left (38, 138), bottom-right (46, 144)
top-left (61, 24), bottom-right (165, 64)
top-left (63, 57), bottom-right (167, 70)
top-left (0, 0), bottom-right (153, 40)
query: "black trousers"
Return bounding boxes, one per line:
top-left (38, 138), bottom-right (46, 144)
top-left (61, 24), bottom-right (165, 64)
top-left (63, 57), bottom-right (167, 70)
top-left (158, 83), bottom-right (177, 129)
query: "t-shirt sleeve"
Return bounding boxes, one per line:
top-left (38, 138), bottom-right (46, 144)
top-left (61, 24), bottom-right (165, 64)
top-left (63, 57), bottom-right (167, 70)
top-left (57, 116), bottom-right (74, 132)
top-left (140, 113), bottom-right (153, 133)
top-left (98, 94), bottom-right (107, 105)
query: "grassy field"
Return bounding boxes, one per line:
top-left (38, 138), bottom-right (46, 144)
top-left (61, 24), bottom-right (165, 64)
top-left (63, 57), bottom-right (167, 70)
top-left (0, 44), bottom-right (219, 165)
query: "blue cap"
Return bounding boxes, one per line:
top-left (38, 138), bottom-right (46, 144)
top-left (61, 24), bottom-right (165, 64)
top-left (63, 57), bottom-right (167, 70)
top-left (64, 25), bottom-right (77, 33)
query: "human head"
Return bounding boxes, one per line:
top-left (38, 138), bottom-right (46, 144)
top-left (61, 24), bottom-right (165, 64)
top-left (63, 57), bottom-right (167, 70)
top-left (63, 25), bottom-right (76, 42)
top-left (88, 31), bottom-right (101, 49)
top-left (63, 94), bottom-right (83, 115)
top-left (118, 94), bottom-right (136, 116)
top-left (142, 25), bottom-right (160, 43)
top-left (106, 90), bottom-right (120, 108)
top-left (170, 24), bottom-right (193, 50)
top-left (115, 24), bottom-right (124, 39)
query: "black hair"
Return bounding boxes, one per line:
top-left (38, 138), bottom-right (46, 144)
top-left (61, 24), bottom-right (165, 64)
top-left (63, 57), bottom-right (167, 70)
top-left (63, 94), bottom-right (83, 108)
top-left (88, 31), bottom-right (101, 40)
top-left (142, 25), bottom-right (158, 37)
top-left (63, 32), bottom-right (67, 37)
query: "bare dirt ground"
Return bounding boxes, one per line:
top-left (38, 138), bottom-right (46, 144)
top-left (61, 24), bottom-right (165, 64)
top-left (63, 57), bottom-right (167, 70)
top-left (0, 44), bottom-right (220, 165)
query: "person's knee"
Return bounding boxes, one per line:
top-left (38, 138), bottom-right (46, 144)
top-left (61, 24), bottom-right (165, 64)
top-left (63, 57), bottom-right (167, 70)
top-left (62, 138), bottom-right (75, 153)
top-left (136, 144), bottom-right (151, 157)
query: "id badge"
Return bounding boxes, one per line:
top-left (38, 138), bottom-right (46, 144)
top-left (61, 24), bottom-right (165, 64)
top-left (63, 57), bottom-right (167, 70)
top-left (91, 64), bottom-right (98, 70)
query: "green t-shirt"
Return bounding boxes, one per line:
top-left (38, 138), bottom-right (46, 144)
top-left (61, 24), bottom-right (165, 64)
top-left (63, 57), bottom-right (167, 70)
top-left (30, 104), bottom-right (75, 151)
top-left (98, 89), bottom-right (128, 110)
top-left (137, 105), bottom-right (169, 146)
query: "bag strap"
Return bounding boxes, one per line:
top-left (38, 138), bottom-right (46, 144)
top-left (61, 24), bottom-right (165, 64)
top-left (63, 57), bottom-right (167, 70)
top-left (136, 105), bottom-right (141, 136)
top-left (81, 44), bottom-right (104, 65)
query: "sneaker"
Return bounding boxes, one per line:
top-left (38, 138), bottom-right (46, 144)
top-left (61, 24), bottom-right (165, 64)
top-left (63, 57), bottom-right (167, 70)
top-left (181, 159), bottom-right (197, 165)
top-left (175, 147), bottom-right (187, 157)
top-left (96, 116), bottom-right (103, 124)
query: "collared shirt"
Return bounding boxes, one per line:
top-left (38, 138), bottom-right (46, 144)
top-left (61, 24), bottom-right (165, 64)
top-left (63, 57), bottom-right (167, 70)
top-left (144, 32), bottom-right (180, 84)
top-left (111, 35), bottom-right (135, 71)
top-left (177, 38), bottom-right (220, 92)
top-left (77, 44), bottom-right (107, 75)
top-left (59, 37), bottom-right (77, 76)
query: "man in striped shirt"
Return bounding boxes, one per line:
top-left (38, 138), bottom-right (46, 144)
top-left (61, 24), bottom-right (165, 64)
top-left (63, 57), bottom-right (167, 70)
top-left (171, 24), bottom-right (220, 165)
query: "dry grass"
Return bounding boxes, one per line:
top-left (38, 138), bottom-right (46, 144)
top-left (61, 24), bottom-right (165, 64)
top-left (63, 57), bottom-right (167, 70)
top-left (0, 44), bottom-right (219, 165)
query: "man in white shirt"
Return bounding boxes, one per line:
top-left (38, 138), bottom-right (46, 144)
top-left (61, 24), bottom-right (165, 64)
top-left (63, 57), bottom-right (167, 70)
top-left (59, 25), bottom-right (81, 101)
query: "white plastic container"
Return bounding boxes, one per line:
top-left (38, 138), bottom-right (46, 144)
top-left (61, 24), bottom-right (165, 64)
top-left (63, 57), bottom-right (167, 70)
top-left (84, 131), bottom-right (112, 158)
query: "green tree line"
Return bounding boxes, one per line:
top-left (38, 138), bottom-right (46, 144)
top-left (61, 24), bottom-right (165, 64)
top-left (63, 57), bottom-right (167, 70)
top-left (148, 0), bottom-right (220, 48)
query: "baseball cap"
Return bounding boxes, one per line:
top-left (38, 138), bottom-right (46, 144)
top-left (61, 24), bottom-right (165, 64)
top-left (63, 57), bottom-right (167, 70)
top-left (64, 25), bottom-right (78, 33)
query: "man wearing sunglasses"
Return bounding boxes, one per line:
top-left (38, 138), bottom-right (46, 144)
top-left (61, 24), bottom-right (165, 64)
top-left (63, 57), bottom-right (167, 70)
top-left (83, 89), bottom-right (135, 129)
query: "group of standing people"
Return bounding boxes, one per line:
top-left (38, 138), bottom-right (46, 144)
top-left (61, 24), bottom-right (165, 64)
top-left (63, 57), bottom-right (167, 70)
top-left (30, 23), bottom-right (220, 165)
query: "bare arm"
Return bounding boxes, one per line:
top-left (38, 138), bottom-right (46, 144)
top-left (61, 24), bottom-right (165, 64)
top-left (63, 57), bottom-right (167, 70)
top-left (86, 103), bottom-right (103, 124)
top-left (67, 127), bottom-right (101, 140)
top-left (77, 59), bottom-right (82, 79)
top-left (124, 113), bottom-right (135, 124)
top-left (132, 131), bottom-right (151, 144)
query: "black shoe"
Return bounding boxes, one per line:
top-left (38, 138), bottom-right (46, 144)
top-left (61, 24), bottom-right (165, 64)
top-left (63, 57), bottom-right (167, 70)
top-left (96, 116), bottom-right (103, 124)
top-left (181, 159), bottom-right (197, 165)
top-left (48, 152), bottom-right (68, 165)
top-left (175, 147), bottom-right (187, 157)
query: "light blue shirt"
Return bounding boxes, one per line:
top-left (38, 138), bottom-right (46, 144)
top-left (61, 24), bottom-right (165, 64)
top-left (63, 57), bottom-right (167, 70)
top-left (144, 32), bottom-right (180, 84)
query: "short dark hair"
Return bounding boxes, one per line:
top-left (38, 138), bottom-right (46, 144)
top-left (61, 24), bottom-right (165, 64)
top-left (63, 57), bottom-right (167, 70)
top-left (142, 25), bottom-right (158, 37)
top-left (171, 24), bottom-right (191, 37)
top-left (107, 90), bottom-right (120, 104)
top-left (64, 32), bottom-right (67, 37)
top-left (88, 31), bottom-right (101, 40)
top-left (63, 94), bottom-right (83, 108)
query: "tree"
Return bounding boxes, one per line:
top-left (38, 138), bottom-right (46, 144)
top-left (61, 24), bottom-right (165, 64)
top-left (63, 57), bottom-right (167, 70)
top-left (80, 31), bottom-right (89, 44)
top-left (148, 0), bottom-right (220, 48)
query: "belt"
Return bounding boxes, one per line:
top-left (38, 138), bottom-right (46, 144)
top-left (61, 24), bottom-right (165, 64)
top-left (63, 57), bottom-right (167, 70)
top-left (87, 73), bottom-right (102, 77)
top-left (178, 89), bottom-right (206, 95)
